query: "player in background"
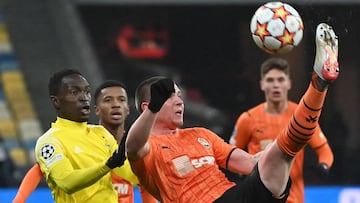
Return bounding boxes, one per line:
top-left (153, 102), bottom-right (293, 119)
top-left (229, 57), bottom-right (334, 203)
top-left (125, 23), bottom-right (339, 203)
top-left (13, 79), bottom-right (156, 203)
top-left (28, 69), bottom-right (136, 203)
top-left (94, 80), bottom-right (158, 203)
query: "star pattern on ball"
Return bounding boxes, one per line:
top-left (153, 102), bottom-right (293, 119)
top-left (278, 30), bottom-right (295, 46)
top-left (272, 6), bottom-right (290, 22)
top-left (255, 23), bottom-right (271, 41)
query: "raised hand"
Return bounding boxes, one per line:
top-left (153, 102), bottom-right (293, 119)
top-left (148, 78), bottom-right (175, 113)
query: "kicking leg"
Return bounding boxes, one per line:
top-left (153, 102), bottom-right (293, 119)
top-left (258, 23), bottom-right (339, 197)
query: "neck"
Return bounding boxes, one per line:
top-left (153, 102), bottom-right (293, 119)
top-left (151, 124), bottom-right (178, 135)
top-left (101, 122), bottom-right (125, 142)
top-left (264, 100), bottom-right (288, 114)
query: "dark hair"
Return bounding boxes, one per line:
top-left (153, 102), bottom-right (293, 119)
top-left (260, 57), bottom-right (290, 79)
top-left (93, 80), bottom-right (127, 105)
top-left (48, 69), bottom-right (82, 96)
top-left (135, 76), bottom-right (166, 113)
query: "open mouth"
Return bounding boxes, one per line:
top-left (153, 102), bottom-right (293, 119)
top-left (80, 105), bottom-right (90, 114)
top-left (272, 91), bottom-right (281, 97)
top-left (110, 111), bottom-right (122, 119)
top-left (175, 109), bottom-right (183, 116)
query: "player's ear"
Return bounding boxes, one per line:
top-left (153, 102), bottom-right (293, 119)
top-left (50, 95), bottom-right (60, 109)
top-left (94, 105), bottom-right (100, 116)
top-left (288, 79), bottom-right (292, 90)
top-left (141, 102), bottom-right (149, 112)
top-left (125, 103), bottom-right (130, 116)
top-left (260, 80), bottom-right (265, 91)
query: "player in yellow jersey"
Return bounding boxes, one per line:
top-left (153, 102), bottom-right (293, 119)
top-left (229, 57), bottom-right (334, 203)
top-left (126, 23), bottom-right (339, 203)
top-left (13, 79), bottom-right (154, 203)
top-left (34, 69), bottom-right (137, 203)
top-left (94, 80), bottom-right (158, 203)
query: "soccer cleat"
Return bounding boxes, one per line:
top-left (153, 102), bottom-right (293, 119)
top-left (313, 23), bottom-right (339, 82)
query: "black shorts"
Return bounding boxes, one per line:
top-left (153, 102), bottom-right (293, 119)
top-left (214, 163), bottom-right (291, 203)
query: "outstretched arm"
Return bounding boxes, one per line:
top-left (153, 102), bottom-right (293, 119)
top-left (13, 164), bottom-right (43, 203)
top-left (126, 109), bottom-right (156, 160)
top-left (127, 78), bottom-right (175, 160)
top-left (308, 127), bottom-right (334, 176)
top-left (227, 148), bottom-right (261, 175)
top-left (35, 133), bottom-right (129, 194)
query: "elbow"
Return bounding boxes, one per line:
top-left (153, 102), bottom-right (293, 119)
top-left (126, 138), bottom-right (137, 157)
top-left (126, 136), bottom-right (143, 157)
top-left (61, 185), bottom-right (77, 194)
top-left (56, 181), bottom-right (79, 194)
top-left (126, 139), bottom-right (148, 160)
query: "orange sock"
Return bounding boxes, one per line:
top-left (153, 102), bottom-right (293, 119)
top-left (277, 82), bottom-right (327, 157)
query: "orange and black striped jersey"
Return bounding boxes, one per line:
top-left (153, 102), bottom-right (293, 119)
top-left (130, 127), bottom-right (236, 203)
top-left (230, 101), bottom-right (333, 203)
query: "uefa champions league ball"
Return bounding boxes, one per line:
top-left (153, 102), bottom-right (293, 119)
top-left (250, 1), bottom-right (304, 54)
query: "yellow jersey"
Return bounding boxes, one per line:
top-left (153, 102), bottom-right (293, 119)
top-left (35, 117), bottom-right (137, 203)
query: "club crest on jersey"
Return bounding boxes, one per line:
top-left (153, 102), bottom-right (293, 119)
top-left (197, 137), bottom-right (210, 149)
top-left (41, 144), bottom-right (55, 160)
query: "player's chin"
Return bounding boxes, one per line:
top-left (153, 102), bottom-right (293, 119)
top-left (173, 119), bottom-right (183, 127)
top-left (79, 113), bottom-right (90, 122)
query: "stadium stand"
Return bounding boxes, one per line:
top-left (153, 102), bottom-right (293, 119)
top-left (0, 14), bottom-right (43, 186)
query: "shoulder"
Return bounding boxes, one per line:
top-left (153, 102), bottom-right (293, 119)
top-left (89, 125), bottom-right (116, 145)
top-left (180, 127), bottom-right (219, 139)
top-left (287, 101), bottom-right (298, 110)
top-left (182, 127), bottom-right (211, 134)
top-left (87, 124), bottom-right (106, 130)
top-left (288, 101), bottom-right (298, 107)
top-left (36, 128), bottom-right (61, 146)
top-left (88, 124), bottom-right (112, 136)
top-left (247, 103), bottom-right (265, 114)
top-left (236, 104), bottom-right (264, 122)
top-left (35, 129), bottom-right (64, 166)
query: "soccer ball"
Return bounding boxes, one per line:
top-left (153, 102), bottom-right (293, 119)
top-left (250, 2), bottom-right (304, 54)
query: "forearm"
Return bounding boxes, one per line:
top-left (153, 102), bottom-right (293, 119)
top-left (316, 143), bottom-right (334, 167)
top-left (13, 164), bottom-right (43, 203)
top-left (127, 109), bottom-right (156, 159)
top-left (227, 148), bottom-right (257, 175)
top-left (51, 162), bottom-right (111, 194)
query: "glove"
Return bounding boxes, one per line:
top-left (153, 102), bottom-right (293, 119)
top-left (148, 78), bottom-right (175, 113)
top-left (106, 134), bottom-right (127, 169)
top-left (315, 163), bottom-right (330, 178)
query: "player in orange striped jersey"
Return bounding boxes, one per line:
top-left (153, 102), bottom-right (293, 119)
top-left (126, 23), bottom-right (339, 203)
top-left (229, 57), bottom-right (334, 203)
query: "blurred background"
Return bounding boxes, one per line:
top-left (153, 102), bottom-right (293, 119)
top-left (0, 0), bottom-right (359, 202)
